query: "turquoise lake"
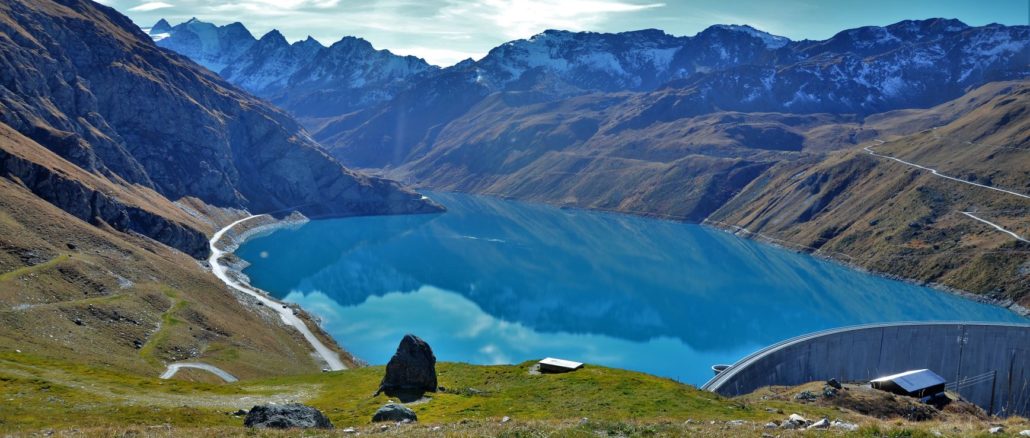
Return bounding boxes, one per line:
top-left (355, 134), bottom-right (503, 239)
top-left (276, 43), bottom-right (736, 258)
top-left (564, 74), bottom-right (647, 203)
top-left (237, 192), bottom-right (1025, 385)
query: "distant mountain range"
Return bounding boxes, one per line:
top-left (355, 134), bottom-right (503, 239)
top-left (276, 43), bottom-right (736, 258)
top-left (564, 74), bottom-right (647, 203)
top-left (151, 18), bottom-right (1026, 125)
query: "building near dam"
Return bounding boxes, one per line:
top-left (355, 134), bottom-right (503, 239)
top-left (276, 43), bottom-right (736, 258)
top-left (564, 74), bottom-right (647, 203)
top-left (703, 322), bottom-right (1030, 417)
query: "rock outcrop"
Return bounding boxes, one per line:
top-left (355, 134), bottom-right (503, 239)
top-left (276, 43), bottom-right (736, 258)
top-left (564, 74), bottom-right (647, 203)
top-left (376, 334), bottom-right (437, 396)
top-left (0, 140), bottom-right (208, 257)
top-left (371, 403), bottom-right (418, 423)
top-left (243, 404), bottom-right (334, 429)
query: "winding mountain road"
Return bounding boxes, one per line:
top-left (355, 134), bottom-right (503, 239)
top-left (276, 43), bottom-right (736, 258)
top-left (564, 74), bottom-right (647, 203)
top-left (865, 140), bottom-right (1029, 243)
top-left (209, 215), bottom-right (346, 371)
top-left (961, 212), bottom-right (1030, 243)
top-left (864, 141), bottom-right (1030, 200)
top-left (160, 362), bottom-right (238, 382)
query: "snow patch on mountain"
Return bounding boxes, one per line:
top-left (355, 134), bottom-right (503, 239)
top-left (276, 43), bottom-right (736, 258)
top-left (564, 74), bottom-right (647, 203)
top-left (711, 24), bottom-right (790, 49)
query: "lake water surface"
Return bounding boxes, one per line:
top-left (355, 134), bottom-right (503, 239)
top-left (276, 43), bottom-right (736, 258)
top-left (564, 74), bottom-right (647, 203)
top-left (237, 192), bottom-right (1024, 385)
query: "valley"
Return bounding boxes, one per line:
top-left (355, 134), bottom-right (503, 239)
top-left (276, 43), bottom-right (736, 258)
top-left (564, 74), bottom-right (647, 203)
top-left (0, 0), bottom-right (1026, 435)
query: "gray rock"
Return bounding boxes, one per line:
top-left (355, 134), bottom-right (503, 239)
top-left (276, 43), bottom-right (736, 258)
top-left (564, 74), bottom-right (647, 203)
top-left (243, 404), bottom-right (333, 429)
top-left (376, 334), bottom-right (437, 396)
top-left (781, 414), bottom-right (809, 429)
top-left (372, 403), bottom-right (418, 423)
top-left (827, 378), bottom-right (842, 389)
top-left (831, 420), bottom-right (859, 431)
top-left (988, 426), bottom-right (1004, 434)
top-left (807, 418), bottom-right (830, 429)
top-left (1018, 430), bottom-right (1030, 436)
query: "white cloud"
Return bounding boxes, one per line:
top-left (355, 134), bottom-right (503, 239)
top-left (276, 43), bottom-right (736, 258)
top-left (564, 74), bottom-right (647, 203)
top-left (388, 46), bottom-right (482, 65)
top-left (128, 1), bottom-right (175, 12)
top-left (440, 0), bottom-right (665, 38)
top-left (116, 0), bottom-right (665, 66)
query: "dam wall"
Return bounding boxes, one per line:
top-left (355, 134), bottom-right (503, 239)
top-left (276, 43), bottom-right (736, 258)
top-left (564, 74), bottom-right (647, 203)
top-left (702, 322), bottom-right (1030, 417)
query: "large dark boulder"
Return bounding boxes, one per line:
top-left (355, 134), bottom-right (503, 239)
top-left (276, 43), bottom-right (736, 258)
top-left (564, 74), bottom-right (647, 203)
top-left (371, 403), bottom-right (418, 423)
top-left (243, 403), bottom-right (334, 429)
top-left (376, 334), bottom-right (437, 396)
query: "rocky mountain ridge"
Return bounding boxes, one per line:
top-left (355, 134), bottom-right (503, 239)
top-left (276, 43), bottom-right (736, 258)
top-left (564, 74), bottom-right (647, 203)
top-left (308, 19), bottom-right (1026, 169)
top-left (149, 19), bottom-right (437, 118)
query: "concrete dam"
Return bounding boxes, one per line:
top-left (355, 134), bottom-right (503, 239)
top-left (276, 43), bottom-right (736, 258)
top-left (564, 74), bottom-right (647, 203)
top-left (702, 322), bottom-right (1030, 417)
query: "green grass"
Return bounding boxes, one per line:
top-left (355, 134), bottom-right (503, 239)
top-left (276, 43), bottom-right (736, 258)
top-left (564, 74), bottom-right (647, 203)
top-left (138, 289), bottom-right (188, 365)
top-left (0, 353), bottom-right (797, 433)
top-left (0, 353), bottom-right (1023, 436)
top-left (289, 361), bottom-right (763, 426)
top-left (0, 254), bottom-right (70, 282)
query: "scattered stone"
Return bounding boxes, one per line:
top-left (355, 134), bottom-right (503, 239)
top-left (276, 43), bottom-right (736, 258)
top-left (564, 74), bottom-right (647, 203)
top-left (500, 416), bottom-right (511, 423)
top-left (372, 404), bottom-right (418, 423)
top-left (376, 334), bottom-right (437, 396)
top-left (762, 434), bottom-right (774, 438)
top-left (988, 426), bottom-right (1005, 434)
top-left (781, 414), bottom-right (809, 429)
top-left (831, 420), bottom-right (859, 431)
top-left (685, 419), bottom-right (697, 424)
top-left (342, 427), bottom-right (357, 434)
top-left (794, 390), bottom-right (817, 401)
top-left (380, 425), bottom-right (389, 431)
top-left (764, 422), bottom-right (778, 429)
top-left (243, 404), bottom-right (333, 429)
top-left (132, 340), bottom-right (143, 349)
top-left (66, 243), bottom-right (76, 250)
top-left (726, 420), bottom-right (745, 426)
top-left (808, 418), bottom-right (830, 429)
top-left (827, 378), bottom-right (842, 389)
top-left (1018, 430), bottom-right (1030, 436)
top-left (765, 407), bottom-right (783, 414)
top-left (823, 386), bottom-right (839, 398)
top-left (232, 409), bottom-right (247, 416)
top-left (73, 318), bottom-right (83, 326)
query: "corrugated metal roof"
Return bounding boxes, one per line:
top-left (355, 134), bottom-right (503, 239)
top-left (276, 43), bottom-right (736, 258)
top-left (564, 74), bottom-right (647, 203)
top-left (871, 369), bottom-right (946, 392)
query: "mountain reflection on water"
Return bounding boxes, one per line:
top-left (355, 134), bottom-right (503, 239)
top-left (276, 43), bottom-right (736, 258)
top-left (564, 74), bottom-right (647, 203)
top-left (238, 192), bottom-right (1024, 384)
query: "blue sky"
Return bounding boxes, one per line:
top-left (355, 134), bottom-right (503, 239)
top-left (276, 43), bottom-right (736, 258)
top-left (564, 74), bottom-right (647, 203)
top-left (103, 0), bottom-right (1029, 66)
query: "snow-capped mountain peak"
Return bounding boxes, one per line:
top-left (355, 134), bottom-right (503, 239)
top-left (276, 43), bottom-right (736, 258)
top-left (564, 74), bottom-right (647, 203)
top-left (150, 18), bottom-right (435, 118)
top-left (709, 24), bottom-right (790, 49)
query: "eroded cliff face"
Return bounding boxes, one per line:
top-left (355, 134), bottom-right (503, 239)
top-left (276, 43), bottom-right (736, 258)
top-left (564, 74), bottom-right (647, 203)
top-left (0, 0), bottom-right (440, 239)
top-left (0, 126), bottom-right (209, 257)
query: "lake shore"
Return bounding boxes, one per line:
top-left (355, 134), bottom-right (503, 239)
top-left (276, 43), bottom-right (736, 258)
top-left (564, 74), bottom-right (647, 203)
top-left (208, 213), bottom-right (357, 371)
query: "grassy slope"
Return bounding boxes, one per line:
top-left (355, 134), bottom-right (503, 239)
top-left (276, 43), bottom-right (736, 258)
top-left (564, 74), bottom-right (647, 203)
top-left (0, 138), bottom-right (340, 378)
top-left (1, 352), bottom-right (1026, 437)
top-left (708, 81), bottom-right (1030, 307)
